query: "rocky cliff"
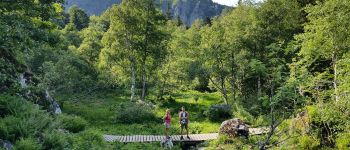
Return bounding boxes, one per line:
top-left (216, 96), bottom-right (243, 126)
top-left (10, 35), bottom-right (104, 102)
top-left (64, 0), bottom-right (228, 26)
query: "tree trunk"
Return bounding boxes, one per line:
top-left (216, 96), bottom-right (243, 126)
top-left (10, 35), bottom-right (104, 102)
top-left (130, 58), bottom-right (136, 102)
top-left (230, 51), bottom-right (236, 102)
top-left (258, 75), bottom-right (261, 99)
top-left (333, 53), bottom-right (339, 102)
top-left (209, 76), bottom-right (228, 104)
top-left (141, 56), bottom-right (147, 101)
top-left (259, 81), bottom-right (276, 150)
top-left (221, 76), bottom-right (228, 104)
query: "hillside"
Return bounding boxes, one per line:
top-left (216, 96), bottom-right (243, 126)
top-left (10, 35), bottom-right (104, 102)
top-left (64, 0), bottom-right (228, 25)
top-left (2, 0), bottom-right (350, 149)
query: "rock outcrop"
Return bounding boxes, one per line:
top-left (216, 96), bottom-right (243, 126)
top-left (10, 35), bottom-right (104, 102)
top-left (219, 118), bottom-right (250, 138)
top-left (0, 140), bottom-right (13, 150)
top-left (18, 72), bottom-right (62, 115)
top-left (45, 89), bottom-right (62, 114)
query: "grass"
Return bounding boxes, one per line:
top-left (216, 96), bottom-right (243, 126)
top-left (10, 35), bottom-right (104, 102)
top-left (56, 90), bottom-right (223, 149)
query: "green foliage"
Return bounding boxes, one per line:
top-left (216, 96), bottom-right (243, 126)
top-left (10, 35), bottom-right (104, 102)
top-left (114, 102), bottom-right (157, 124)
top-left (208, 134), bottom-right (255, 150)
top-left (336, 133), bottom-right (350, 149)
top-left (42, 130), bottom-right (72, 150)
top-left (100, 0), bottom-right (168, 101)
top-left (0, 95), bottom-right (57, 142)
top-left (40, 50), bottom-right (98, 94)
top-left (77, 15), bottom-right (106, 65)
top-left (73, 129), bottom-right (106, 150)
top-left (14, 138), bottom-right (42, 150)
top-left (232, 105), bottom-right (254, 125)
top-left (59, 114), bottom-right (88, 133)
top-left (68, 5), bottom-right (89, 30)
top-left (158, 95), bottom-right (176, 106)
top-left (2, 0), bottom-right (350, 149)
top-left (207, 104), bottom-right (232, 122)
top-left (299, 135), bottom-right (319, 150)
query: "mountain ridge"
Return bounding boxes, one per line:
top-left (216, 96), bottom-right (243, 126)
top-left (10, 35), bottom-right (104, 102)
top-left (64, 0), bottom-right (229, 25)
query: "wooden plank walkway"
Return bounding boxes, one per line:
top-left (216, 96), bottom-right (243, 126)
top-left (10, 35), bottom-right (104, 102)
top-left (104, 133), bottom-right (218, 143)
top-left (103, 128), bottom-right (268, 143)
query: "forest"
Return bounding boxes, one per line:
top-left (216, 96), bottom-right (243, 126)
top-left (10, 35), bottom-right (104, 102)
top-left (0, 0), bottom-right (350, 149)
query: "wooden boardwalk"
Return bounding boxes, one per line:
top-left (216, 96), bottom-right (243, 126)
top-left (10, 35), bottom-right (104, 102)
top-left (104, 133), bottom-right (218, 143)
top-left (103, 128), bottom-right (268, 143)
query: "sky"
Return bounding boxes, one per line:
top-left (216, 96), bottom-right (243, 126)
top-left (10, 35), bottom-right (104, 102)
top-left (212, 0), bottom-right (262, 6)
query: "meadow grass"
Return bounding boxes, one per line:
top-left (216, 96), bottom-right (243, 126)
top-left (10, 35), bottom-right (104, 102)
top-left (57, 90), bottom-right (223, 149)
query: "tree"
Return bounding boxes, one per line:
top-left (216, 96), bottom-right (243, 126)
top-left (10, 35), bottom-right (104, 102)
top-left (201, 19), bottom-right (230, 104)
top-left (77, 16), bottom-right (106, 66)
top-left (101, 0), bottom-right (167, 102)
top-left (290, 0), bottom-right (350, 146)
top-left (68, 5), bottom-right (89, 30)
top-left (0, 0), bottom-right (64, 93)
top-left (296, 0), bottom-right (350, 103)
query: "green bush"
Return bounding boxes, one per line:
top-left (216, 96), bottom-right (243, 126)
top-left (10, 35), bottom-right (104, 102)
top-left (14, 138), bottom-right (42, 150)
top-left (42, 130), bottom-right (72, 150)
top-left (208, 134), bottom-right (252, 149)
top-left (336, 133), bottom-right (350, 149)
top-left (233, 108), bottom-right (254, 125)
top-left (114, 102), bottom-right (157, 124)
top-left (0, 95), bottom-right (30, 118)
top-left (59, 114), bottom-right (88, 133)
top-left (299, 135), bottom-right (319, 150)
top-left (0, 95), bottom-right (56, 142)
top-left (158, 95), bottom-right (176, 106)
top-left (74, 129), bottom-right (106, 150)
top-left (207, 104), bottom-right (232, 122)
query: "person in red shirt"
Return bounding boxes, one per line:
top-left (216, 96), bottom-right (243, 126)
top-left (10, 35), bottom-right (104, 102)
top-left (163, 109), bottom-right (171, 139)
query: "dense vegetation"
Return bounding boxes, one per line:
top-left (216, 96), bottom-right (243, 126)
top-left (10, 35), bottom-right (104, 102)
top-left (64, 0), bottom-right (227, 25)
top-left (1, 0), bottom-right (350, 149)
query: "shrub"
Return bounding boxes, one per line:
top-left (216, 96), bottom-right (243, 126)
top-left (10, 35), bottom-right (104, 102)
top-left (336, 133), bottom-right (350, 149)
top-left (0, 95), bottom-right (30, 118)
top-left (299, 135), bottom-right (319, 150)
top-left (74, 129), bottom-right (106, 150)
top-left (59, 114), bottom-right (88, 133)
top-left (208, 134), bottom-right (252, 149)
top-left (14, 138), bottom-right (42, 150)
top-left (42, 130), bottom-right (72, 150)
top-left (0, 95), bottom-right (59, 144)
top-left (233, 108), bottom-right (254, 125)
top-left (207, 104), bottom-right (232, 122)
top-left (158, 95), bottom-right (176, 106)
top-left (190, 122), bottom-right (203, 134)
top-left (114, 102), bottom-right (157, 124)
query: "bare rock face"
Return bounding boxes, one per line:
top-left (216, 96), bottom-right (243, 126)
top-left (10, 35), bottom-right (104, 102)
top-left (45, 89), bottom-right (62, 114)
top-left (219, 118), bottom-right (250, 138)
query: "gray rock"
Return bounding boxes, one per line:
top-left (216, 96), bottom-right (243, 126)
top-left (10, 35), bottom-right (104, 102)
top-left (219, 118), bottom-right (250, 138)
top-left (0, 140), bottom-right (13, 150)
top-left (45, 89), bottom-right (62, 114)
top-left (19, 74), bottom-right (27, 88)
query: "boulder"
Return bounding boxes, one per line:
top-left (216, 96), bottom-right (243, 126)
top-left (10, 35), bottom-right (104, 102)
top-left (0, 140), bottom-right (13, 150)
top-left (219, 118), bottom-right (250, 138)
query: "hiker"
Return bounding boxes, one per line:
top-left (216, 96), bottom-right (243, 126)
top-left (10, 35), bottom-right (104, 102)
top-left (179, 106), bottom-right (190, 140)
top-left (163, 109), bottom-right (171, 139)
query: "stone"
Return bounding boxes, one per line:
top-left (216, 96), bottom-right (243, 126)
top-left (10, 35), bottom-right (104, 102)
top-left (219, 118), bottom-right (250, 138)
top-left (45, 89), bottom-right (62, 114)
top-left (0, 140), bottom-right (13, 150)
